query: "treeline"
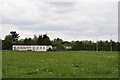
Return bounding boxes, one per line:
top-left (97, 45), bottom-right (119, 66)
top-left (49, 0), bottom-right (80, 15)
top-left (0, 31), bottom-right (120, 51)
top-left (71, 40), bottom-right (120, 51)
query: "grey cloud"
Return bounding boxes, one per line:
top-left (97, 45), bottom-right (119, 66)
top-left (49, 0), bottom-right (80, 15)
top-left (17, 25), bottom-right (70, 31)
top-left (2, 18), bottom-right (39, 25)
top-left (46, 2), bottom-right (76, 7)
top-left (0, 1), bottom-right (118, 41)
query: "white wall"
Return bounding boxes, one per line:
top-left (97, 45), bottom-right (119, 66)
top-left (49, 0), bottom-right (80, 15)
top-left (12, 45), bottom-right (52, 51)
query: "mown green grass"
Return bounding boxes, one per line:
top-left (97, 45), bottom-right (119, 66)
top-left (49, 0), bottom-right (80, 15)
top-left (2, 50), bottom-right (118, 78)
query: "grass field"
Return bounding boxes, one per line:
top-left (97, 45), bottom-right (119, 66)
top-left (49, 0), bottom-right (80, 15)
top-left (2, 50), bottom-right (118, 78)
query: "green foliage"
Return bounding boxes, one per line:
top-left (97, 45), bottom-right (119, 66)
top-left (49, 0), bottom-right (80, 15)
top-left (37, 34), bottom-right (51, 45)
top-left (2, 31), bottom-right (20, 50)
top-left (15, 39), bottom-right (24, 45)
top-left (51, 38), bottom-right (64, 51)
top-left (97, 40), bottom-right (119, 51)
top-left (72, 40), bottom-right (120, 51)
top-left (32, 35), bottom-right (38, 45)
top-left (116, 42), bottom-right (120, 51)
top-left (10, 31), bottom-right (19, 41)
top-left (23, 38), bottom-right (29, 45)
top-left (2, 50), bottom-right (118, 78)
top-left (0, 41), bottom-right (1, 47)
top-left (37, 35), bottom-right (43, 45)
top-left (42, 34), bottom-right (51, 45)
top-left (72, 41), bottom-right (84, 50)
top-left (2, 35), bottom-right (12, 50)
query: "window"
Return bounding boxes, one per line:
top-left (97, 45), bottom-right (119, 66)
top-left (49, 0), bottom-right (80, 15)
top-left (20, 47), bottom-right (22, 49)
top-left (17, 47), bottom-right (19, 50)
top-left (37, 47), bottom-right (39, 49)
top-left (23, 47), bottom-right (25, 49)
top-left (43, 47), bottom-right (45, 49)
top-left (32, 47), bottom-right (35, 51)
top-left (40, 47), bottom-right (42, 49)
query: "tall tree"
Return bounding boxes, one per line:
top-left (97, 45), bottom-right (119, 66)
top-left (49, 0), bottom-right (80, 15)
top-left (32, 35), bottom-right (38, 44)
top-left (2, 35), bottom-right (12, 50)
top-left (37, 35), bottom-right (43, 45)
top-left (10, 31), bottom-right (20, 41)
top-left (23, 38), bottom-right (29, 45)
top-left (51, 38), bottom-right (64, 51)
top-left (117, 42), bottom-right (120, 51)
top-left (43, 34), bottom-right (51, 45)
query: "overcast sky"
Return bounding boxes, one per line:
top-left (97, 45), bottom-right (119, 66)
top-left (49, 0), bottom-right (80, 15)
top-left (0, 0), bottom-right (118, 41)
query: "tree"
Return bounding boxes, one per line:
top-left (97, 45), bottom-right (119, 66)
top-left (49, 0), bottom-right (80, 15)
top-left (16, 39), bottom-right (24, 45)
top-left (51, 38), bottom-right (64, 51)
top-left (10, 31), bottom-right (20, 41)
top-left (62, 41), bottom-right (70, 45)
top-left (23, 38), bottom-right (29, 45)
top-left (117, 42), bottom-right (120, 51)
top-left (32, 35), bottom-right (38, 45)
top-left (43, 34), bottom-right (51, 45)
top-left (82, 40), bottom-right (96, 51)
top-left (103, 41), bottom-right (109, 51)
top-left (28, 38), bottom-right (32, 44)
top-left (72, 41), bottom-right (84, 50)
top-left (98, 40), bottom-right (104, 51)
top-left (2, 35), bottom-right (12, 50)
top-left (37, 35), bottom-right (43, 45)
top-left (0, 39), bottom-right (2, 50)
